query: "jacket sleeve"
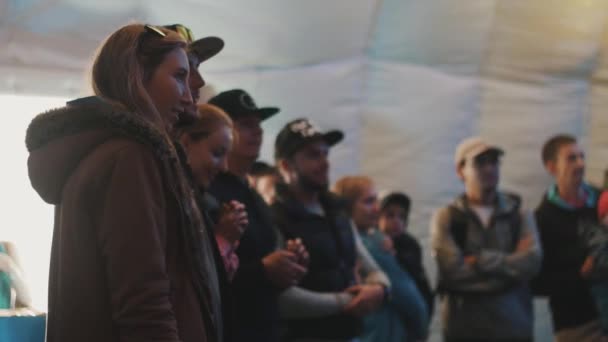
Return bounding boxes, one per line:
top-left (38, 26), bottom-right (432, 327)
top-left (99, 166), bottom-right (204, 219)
top-left (231, 229), bottom-right (280, 295)
top-left (475, 209), bottom-right (542, 281)
top-left (231, 258), bottom-right (278, 294)
top-left (351, 223), bottom-right (391, 289)
top-left (361, 237), bottom-right (429, 339)
top-left (278, 286), bottom-right (353, 318)
top-left (431, 207), bottom-right (512, 292)
top-left (409, 240), bottom-right (435, 316)
top-left (96, 144), bottom-right (181, 342)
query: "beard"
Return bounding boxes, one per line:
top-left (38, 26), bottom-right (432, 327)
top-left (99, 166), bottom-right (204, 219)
top-left (297, 172), bottom-right (328, 193)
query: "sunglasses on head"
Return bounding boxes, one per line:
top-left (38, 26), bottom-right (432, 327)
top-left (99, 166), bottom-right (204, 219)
top-left (137, 24), bottom-right (167, 52)
top-left (144, 24), bottom-right (166, 37)
top-left (163, 24), bottom-right (194, 43)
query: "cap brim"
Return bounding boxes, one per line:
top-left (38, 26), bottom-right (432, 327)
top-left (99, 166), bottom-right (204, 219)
top-left (477, 146), bottom-right (504, 158)
top-left (232, 107), bottom-right (279, 121)
top-left (466, 144), bottom-right (503, 161)
top-left (189, 36), bottom-right (224, 63)
top-left (322, 130), bottom-right (344, 147)
top-left (256, 107), bottom-right (280, 121)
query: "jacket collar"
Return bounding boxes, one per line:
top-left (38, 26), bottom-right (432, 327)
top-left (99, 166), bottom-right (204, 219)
top-left (451, 191), bottom-right (521, 216)
top-left (274, 182), bottom-right (347, 219)
top-left (546, 183), bottom-right (598, 210)
top-left (26, 96), bottom-right (174, 159)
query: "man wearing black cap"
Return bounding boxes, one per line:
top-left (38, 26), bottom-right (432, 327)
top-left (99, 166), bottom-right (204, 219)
top-left (271, 118), bottom-right (390, 342)
top-left (207, 89), bottom-right (309, 342)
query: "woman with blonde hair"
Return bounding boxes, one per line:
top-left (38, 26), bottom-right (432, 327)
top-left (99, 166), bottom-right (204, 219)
top-left (177, 103), bottom-right (249, 256)
top-left (334, 176), bottom-right (429, 342)
top-left (26, 24), bottom-right (221, 342)
top-left (177, 103), bottom-right (248, 342)
top-left (177, 104), bottom-right (237, 189)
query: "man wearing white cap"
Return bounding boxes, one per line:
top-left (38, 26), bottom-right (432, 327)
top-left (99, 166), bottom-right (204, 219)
top-left (430, 137), bottom-right (542, 342)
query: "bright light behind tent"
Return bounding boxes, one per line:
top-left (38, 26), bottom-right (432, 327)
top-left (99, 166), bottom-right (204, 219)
top-left (0, 94), bottom-right (68, 311)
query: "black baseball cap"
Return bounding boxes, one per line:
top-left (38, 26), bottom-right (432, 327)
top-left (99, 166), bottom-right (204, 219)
top-left (274, 118), bottom-right (344, 160)
top-left (380, 192), bottom-right (411, 213)
top-left (208, 89), bottom-right (279, 121)
top-left (163, 24), bottom-right (224, 63)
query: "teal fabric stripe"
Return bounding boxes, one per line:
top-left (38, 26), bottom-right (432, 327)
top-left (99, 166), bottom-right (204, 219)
top-left (0, 244), bottom-right (13, 309)
top-left (547, 183), bottom-right (598, 210)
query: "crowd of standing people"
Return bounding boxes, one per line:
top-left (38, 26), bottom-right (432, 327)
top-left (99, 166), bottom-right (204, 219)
top-left (21, 22), bottom-right (608, 342)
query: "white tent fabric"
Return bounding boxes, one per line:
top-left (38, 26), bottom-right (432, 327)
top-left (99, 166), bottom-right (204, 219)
top-left (2, 0), bottom-right (608, 340)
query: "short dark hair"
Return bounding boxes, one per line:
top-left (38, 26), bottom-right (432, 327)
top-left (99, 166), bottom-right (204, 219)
top-left (250, 161), bottom-right (277, 177)
top-left (380, 192), bottom-right (411, 218)
top-left (542, 134), bottom-right (577, 164)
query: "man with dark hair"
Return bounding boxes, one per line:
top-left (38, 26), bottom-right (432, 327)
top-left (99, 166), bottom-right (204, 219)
top-left (272, 118), bottom-right (390, 342)
top-left (431, 137), bottom-right (541, 342)
top-left (533, 134), bottom-right (603, 342)
top-left (541, 134), bottom-right (578, 166)
top-left (378, 192), bottom-right (434, 318)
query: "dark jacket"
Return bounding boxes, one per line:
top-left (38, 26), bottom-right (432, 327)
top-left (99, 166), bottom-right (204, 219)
top-left (207, 172), bottom-right (281, 342)
top-left (393, 232), bottom-right (435, 317)
top-left (532, 191), bottom-right (600, 332)
top-left (26, 96), bottom-right (221, 342)
top-left (271, 183), bottom-right (361, 340)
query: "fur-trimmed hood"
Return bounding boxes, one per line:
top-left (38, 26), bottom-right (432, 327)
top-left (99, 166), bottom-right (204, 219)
top-left (26, 96), bottom-right (174, 204)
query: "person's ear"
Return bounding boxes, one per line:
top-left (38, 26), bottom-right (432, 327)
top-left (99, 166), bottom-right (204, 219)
top-left (277, 158), bottom-right (290, 173)
top-left (456, 163), bottom-right (466, 182)
top-left (545, 160), bottom-right (557, 176)
top-left (277, 158), bottom-right (294, 182)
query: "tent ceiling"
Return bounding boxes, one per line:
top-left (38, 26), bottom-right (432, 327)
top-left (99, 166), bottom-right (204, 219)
top-left (3, 2), bottom-right (608, 339)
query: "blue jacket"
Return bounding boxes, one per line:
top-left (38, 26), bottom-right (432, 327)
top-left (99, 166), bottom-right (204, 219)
top-left (360, 229), bottom-right (429, 342)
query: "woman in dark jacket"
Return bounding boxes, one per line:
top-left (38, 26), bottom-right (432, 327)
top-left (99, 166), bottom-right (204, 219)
top-left (25, 24), bottom-right (221, 342)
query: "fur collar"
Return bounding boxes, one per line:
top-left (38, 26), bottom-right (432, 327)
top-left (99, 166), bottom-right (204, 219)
top-left (26, 96), bottom-right (174, 159)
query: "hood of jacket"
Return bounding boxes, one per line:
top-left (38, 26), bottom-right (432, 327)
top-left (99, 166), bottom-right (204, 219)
top-left (25, 96), bottom-right (173, 204)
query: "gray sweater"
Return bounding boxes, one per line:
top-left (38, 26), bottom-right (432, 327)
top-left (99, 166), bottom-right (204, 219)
top-left (430, 192), bottom-right (542, 339)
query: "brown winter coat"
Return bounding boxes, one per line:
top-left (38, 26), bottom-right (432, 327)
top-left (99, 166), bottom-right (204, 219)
top-left (25, 96), bottom-right (222, 342)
